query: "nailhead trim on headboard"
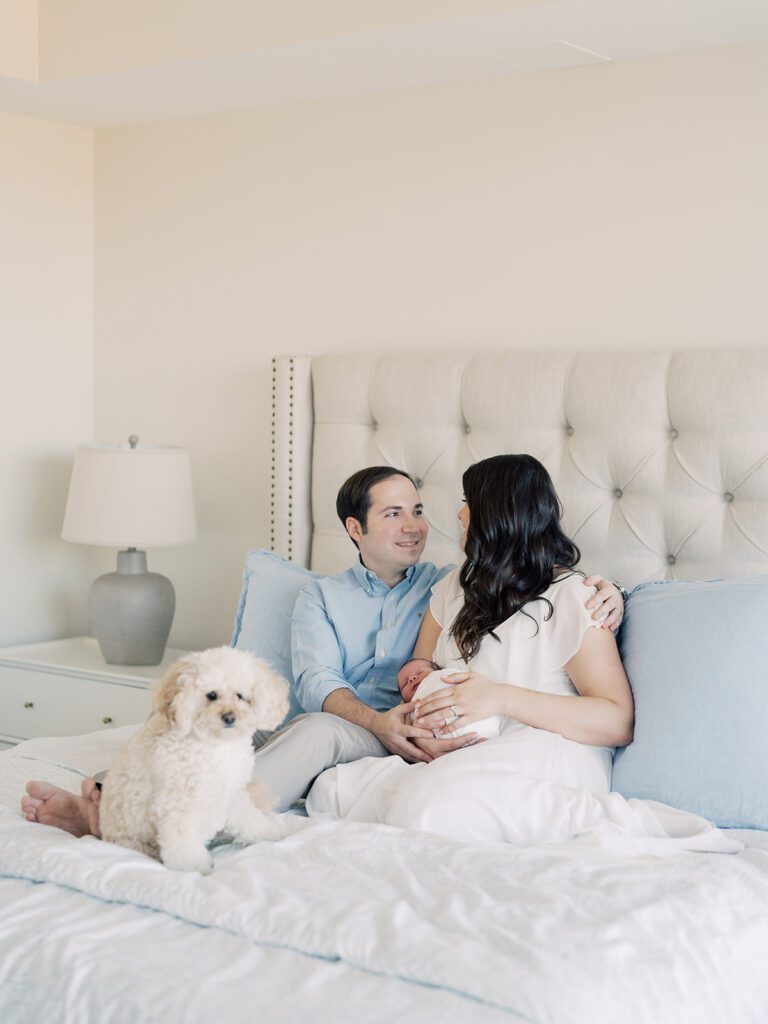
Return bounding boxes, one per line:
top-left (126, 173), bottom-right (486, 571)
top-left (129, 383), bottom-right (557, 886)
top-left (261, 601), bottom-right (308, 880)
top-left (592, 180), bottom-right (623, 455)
top-left (270, 356), bottom-right (313, 564)
top-left (270, 358), bottom-right (276, 554)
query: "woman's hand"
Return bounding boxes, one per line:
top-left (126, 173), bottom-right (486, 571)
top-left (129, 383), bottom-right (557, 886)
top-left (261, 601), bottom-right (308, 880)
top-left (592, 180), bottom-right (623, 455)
top-left (413, 672), bottom-right (505, 737)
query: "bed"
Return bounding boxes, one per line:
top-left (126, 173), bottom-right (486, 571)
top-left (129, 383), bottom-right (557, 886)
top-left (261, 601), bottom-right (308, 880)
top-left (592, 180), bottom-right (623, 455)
top-left (2, 349), bottom-right (768, 1024)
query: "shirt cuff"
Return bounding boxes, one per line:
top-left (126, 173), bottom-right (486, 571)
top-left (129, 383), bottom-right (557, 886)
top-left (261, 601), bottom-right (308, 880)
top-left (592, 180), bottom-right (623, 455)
top-left (298, 677), bottom-right (356, 714)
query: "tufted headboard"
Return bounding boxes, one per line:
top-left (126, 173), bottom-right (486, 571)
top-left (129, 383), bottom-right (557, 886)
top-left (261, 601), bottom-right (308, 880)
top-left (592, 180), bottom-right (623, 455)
top-left (270, 350), bottom-right (768, 588)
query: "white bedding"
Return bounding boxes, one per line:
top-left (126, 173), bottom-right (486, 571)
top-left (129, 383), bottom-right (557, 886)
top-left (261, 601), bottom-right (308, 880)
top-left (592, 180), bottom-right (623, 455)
top-left (2, 730), bottom-right (768, 1024)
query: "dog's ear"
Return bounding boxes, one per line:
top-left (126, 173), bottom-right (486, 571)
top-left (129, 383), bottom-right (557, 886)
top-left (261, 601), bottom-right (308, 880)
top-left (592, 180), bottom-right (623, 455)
top-left (249, 659), bottom-right (290, 731)
top-left (153, 656), bottom-right (198, 731)
top-left (153, 664), bottom-right (183, 722)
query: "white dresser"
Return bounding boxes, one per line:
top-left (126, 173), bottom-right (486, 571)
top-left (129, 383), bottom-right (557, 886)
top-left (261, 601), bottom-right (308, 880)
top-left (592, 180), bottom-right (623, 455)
top-left (0, 637), bottom-right (186, 748)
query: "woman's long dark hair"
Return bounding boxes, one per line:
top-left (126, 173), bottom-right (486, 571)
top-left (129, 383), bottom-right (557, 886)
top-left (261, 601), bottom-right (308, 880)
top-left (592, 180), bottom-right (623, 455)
top-left (452, 454), bottom-right (581, 662)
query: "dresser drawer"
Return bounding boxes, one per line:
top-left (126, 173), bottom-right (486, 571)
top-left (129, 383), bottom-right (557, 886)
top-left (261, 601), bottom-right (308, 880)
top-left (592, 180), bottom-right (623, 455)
top-left (0, 668), bottom-right (152, 742)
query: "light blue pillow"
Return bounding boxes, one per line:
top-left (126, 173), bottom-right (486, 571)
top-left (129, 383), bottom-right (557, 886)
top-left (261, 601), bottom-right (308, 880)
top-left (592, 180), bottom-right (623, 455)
top-left (612, 576), bottom-right (768, 830)
top-left (231, 550), bottom-right (322, 726)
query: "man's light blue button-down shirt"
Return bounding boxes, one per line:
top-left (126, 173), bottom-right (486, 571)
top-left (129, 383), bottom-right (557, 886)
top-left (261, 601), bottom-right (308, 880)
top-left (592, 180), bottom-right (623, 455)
top-left (291, 559), bottom-right (452, 714)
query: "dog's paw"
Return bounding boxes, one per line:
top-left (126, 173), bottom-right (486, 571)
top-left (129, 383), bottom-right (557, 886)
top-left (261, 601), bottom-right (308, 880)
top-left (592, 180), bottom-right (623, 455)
top-left (277, 812), bottom-right (310, 836)
top-left (259, 811), bottom-right (310, 841)
top-left (161, 848), bottom-right (213, 874)
top-left (228, 810), bottom-right (308, 845)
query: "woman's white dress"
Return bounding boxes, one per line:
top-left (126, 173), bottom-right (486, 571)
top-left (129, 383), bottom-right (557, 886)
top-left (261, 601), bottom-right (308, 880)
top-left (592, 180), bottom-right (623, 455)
top-left (306, 571), bottom-right (740, 853)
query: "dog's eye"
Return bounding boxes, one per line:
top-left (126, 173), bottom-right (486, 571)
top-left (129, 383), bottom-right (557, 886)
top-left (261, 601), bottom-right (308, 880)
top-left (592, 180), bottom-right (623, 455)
top-left (206, 691), bottom-right (218, 701)
top-left (236, 692), bottom-right (245, 701)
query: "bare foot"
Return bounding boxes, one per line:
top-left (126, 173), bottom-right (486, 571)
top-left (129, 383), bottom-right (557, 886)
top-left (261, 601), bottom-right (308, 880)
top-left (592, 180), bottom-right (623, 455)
top-left (21, 779), bottom-right (102, 838)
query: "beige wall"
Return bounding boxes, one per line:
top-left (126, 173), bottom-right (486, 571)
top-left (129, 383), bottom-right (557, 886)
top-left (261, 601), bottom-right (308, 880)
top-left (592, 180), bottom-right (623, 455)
top-left (0, 0), bottom-right (38, 80)
top-left (0, 109), bottom-right (96, 645)
top-left (94, 42), bottom-right (768, 650)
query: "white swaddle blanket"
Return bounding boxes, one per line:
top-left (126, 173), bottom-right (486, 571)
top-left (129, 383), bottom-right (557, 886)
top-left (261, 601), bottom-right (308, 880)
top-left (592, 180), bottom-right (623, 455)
top-left (411, 668), bottom-right (503, 740)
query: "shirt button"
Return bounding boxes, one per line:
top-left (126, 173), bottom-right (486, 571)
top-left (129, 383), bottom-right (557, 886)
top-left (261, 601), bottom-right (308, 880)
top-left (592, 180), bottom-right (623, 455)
top-left (379, 650), bottom-right (386, 657)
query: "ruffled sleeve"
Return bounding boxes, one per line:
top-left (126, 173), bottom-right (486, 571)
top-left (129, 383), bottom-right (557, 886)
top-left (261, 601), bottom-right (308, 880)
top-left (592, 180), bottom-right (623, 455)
top-left (536, 573), bottom-right (601, 674)
top-left (429, 567), bottom-right (462, 629)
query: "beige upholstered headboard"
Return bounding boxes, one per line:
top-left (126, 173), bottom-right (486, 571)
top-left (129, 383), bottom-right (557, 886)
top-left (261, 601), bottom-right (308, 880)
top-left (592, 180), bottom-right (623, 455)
top-left (270, 351), bottom-right (768, 588)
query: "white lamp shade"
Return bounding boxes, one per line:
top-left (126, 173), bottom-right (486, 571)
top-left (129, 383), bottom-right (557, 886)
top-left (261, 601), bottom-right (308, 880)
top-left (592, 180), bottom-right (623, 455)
top-left (61, 442), bottom-right (197, 548)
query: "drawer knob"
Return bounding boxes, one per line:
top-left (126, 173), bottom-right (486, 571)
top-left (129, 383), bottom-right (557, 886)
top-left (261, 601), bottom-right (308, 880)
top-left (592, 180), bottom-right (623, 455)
top-left (102, 716), bottom-right (113, 725)
top-left (24, 701), bottom-right (35, 709)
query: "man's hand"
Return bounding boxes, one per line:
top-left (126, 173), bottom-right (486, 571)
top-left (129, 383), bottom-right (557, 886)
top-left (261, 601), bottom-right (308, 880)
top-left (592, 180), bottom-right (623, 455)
top-left (412, 733), bottom-right (483, 759)
top-left (369, 702), bottom-right (436, 763)
top-left (584, 576), bottom-right (625, 632)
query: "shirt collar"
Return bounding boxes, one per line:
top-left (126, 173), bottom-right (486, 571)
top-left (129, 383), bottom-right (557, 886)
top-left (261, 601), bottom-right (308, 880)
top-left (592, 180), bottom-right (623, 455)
top-left (352, 557), bottom-right (418, 595)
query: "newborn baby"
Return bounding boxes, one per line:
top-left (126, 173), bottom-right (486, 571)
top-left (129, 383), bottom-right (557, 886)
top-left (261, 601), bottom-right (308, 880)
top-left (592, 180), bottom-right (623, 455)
top-left (397, 658), bottom-right (503, 740)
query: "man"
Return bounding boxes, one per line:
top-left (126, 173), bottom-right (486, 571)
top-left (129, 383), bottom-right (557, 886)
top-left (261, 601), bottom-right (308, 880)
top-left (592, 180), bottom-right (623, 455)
top-left (22, 466), bottom-right (623, 833)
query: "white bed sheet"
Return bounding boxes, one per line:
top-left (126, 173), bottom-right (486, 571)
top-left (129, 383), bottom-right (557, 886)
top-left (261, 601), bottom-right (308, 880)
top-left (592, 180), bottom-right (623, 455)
top-left (1, 875), bottom-right (515, 1024)
top-left (2, 729), bottom-right (768, 1024)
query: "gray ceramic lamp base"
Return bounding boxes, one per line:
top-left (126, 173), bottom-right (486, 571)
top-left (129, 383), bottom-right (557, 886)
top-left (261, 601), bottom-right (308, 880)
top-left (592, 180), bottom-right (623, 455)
top-left (90, 549), bottom-right (175, 666)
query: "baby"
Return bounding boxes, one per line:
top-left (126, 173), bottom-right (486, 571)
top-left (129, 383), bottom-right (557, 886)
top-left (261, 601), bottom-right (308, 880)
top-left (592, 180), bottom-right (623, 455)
top-left (397, 658), bottom-right (503, 740)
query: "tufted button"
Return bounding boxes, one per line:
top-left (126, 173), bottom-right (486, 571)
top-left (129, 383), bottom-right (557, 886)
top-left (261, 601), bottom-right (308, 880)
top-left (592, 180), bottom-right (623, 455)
top-left (667, 555), bottom-right (676, 566)
top-left (413, 477), bottom-right (424, 489)
top-left (566, 426), bottom-right (574, 436)
top-left (669, 428), bottom-right (679, 440)
top-left (464, 424), bottom-right (471, 434)
top-left (371, 421), bottom-right (378, 430)
top-left (724, 492), bottom-right (734, 503)
top-left (613, 488), bottom-right (623, 499)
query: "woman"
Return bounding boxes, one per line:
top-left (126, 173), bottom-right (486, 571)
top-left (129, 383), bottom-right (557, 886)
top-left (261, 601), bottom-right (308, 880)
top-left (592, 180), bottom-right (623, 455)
top-left (307, 455), bottom-right (739, 854)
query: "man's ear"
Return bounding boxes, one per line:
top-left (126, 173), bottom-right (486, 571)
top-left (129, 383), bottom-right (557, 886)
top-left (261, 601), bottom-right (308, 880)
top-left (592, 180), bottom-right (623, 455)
top-left (345, 516), bottom-right (364, 545)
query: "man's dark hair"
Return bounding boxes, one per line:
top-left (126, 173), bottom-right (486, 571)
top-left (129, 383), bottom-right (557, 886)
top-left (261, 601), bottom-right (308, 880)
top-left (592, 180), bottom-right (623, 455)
top-left (336, 466), bottom-right (416, 549)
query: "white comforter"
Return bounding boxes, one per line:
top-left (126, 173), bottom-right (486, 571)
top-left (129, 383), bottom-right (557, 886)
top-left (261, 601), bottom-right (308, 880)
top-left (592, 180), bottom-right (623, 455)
top-left (2, 732), bottom-right (768, 1024)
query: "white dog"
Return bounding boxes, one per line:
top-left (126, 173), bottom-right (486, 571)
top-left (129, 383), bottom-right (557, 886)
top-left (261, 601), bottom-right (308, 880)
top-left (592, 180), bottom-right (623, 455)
top-left (99, 646), bottom-right (301, 873)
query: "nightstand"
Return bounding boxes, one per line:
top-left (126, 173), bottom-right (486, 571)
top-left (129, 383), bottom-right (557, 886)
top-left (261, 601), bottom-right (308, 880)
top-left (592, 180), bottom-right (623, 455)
top-left (0, 637), bottom-right (186, 748)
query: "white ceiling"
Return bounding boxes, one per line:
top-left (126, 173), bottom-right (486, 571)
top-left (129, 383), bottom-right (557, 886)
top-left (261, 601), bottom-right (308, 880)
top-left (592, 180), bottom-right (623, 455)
top-left (2, 0), bottom-right (768, 127)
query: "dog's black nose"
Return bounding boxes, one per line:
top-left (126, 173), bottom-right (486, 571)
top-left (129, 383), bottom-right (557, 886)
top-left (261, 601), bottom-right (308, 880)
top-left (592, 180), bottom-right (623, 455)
top-left (221, 712), bottom-right (236, 727)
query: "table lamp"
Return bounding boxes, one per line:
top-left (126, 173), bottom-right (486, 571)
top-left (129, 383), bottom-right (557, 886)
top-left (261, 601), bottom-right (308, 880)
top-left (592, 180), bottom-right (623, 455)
top-left (61, 436), bottom-right (197, 665)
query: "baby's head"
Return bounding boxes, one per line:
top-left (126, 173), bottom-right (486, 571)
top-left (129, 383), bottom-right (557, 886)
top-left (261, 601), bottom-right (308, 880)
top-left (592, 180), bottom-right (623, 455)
top-left (397, 658), bottom-right (440, 703)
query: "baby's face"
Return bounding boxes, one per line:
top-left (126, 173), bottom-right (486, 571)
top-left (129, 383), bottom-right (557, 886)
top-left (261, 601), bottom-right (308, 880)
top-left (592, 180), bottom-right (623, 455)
top-left (397, 658), bottom-right (439, 703)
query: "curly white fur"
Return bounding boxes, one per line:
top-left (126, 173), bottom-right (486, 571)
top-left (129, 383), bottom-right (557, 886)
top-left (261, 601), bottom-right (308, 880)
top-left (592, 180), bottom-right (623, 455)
top-left (99, 646), bottom-right (303, 873)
